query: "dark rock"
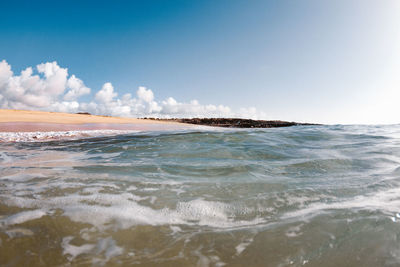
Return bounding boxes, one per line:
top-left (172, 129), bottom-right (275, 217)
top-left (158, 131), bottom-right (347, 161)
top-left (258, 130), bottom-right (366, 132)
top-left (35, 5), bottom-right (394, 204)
top-left (150, 118), bottom-right (319, 128)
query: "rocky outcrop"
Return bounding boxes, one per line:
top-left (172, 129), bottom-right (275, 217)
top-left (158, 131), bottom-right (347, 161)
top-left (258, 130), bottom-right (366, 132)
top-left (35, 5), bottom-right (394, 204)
top-left (145, 118), bottom-right (318, 128)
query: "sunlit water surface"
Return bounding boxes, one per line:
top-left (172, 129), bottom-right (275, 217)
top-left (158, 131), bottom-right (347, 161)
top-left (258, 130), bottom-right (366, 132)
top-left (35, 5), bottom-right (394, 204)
top-left (2, 125), bottom-right (400, 266)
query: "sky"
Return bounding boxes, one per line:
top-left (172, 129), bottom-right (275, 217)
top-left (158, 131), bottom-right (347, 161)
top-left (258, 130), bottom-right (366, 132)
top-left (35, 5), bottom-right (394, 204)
top-left (1, 0), bottom-right (400, 124)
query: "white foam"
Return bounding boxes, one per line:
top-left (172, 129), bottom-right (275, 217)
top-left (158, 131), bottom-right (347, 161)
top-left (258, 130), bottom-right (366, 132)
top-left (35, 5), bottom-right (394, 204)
top-left (282, 187), bottom-right (400, 220)
top-left (176, 199), bottom-right (234, 227)
top-left (285, 224), bottom-right (304, 238)
top-left (5, 228), bottom-right (34, 238)
top-left (62, 236), bottom-right (124, 263)
top-left (192, 246), bottom-right (227, 267)
top-left (0, 130), bottom-right (139, 142)
top-left (3, 190), bottom-right (264, 230)
top-left (1, 150), bottom-right (264, 231)
top-left (62, 236), bottom-right (95, 260)
top-left (95, 237), bottom-right (124, 260)
top-left (170, 225), bottom-right (182, 235)
top-left (1, 210), bottom-right (47, 226)
top-left (235, 237), bottom-right (254, 255)
top-left (77, 198), bottom-right (262, 229)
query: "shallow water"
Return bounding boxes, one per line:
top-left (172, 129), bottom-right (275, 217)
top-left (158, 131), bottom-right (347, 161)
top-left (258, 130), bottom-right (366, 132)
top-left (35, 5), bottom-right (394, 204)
top-left (2, 125), bottom-right (400, 266)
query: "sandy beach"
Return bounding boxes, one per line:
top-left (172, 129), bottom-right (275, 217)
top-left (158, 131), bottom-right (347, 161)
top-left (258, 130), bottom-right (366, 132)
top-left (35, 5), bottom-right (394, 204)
top-left (0, 109), bottom-right (187, 132)
top-left (0, 109), bottom-right (176, 125)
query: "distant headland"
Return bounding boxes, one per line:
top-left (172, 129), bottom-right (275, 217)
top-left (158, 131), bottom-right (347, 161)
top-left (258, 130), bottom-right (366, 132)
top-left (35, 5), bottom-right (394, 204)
top-left (144, 118), bottom-right (319, 128)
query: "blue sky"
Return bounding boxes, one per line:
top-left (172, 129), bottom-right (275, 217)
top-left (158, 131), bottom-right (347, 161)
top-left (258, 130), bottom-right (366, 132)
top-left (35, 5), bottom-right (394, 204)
top-left (1, 0), bottom-right (400, 124)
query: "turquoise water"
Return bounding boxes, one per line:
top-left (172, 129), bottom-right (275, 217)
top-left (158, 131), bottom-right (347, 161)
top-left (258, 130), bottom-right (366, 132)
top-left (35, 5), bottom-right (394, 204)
top-left (2, 125), bottom-right (400, 266)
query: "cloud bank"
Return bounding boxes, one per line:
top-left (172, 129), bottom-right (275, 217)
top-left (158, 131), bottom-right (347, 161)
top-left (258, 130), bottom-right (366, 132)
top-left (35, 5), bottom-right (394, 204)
top-left (0, 60), bottom-right (265, 119)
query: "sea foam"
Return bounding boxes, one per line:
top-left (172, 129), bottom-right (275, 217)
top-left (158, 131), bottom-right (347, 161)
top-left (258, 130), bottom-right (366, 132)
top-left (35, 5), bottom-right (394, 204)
top-left (0, 130), bottom-right (139, 142)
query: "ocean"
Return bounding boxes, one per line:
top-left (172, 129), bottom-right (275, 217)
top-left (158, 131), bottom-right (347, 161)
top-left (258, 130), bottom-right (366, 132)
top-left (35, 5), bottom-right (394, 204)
top-left (1, 124), bottom-right (400, 266)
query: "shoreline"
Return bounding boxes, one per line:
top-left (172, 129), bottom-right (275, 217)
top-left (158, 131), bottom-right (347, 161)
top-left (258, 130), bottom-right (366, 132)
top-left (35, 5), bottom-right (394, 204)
top-left (0, 109), bottom-right (181, 125)
top-left (0, 109), bottom-right (318, 133)
top-left (0, 109), bottom-right (190, 132)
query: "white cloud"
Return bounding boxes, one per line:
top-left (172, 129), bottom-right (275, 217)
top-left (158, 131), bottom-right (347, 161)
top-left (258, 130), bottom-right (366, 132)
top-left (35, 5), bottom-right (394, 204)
top-left (36, 61), bottom-right (68, 96)
top-left (95, 82), bottom-right (117, 103)
top-left (64, 75), bottom-right (91, 101)
top-left (0, 60), bottom-right (266, 119)
top-left (0, 60), bottom-right (90, 111)
top-left (0, 60), bottom-right (12, 88)
top-left (137, 86), bottom-right (154, 103)
top-left (159, 97), bottom-right (233, 118)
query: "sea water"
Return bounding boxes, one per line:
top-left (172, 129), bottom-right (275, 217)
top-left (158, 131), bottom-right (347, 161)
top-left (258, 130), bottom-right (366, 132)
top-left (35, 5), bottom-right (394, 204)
top-left (1, 125), bottom-right (400, 266)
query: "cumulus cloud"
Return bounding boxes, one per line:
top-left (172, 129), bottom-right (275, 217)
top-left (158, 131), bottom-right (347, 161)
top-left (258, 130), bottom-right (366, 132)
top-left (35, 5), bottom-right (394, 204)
top-left (64, 75), bottom-right (90, 101)
top-left (95, 82), bottom-right (117, 103)
top-left (0, 60), bottom-right (266, 119)
top-left (137, 86), bottom-right (154, 103)
top-left (0, 60), bottom-right (90, 111)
